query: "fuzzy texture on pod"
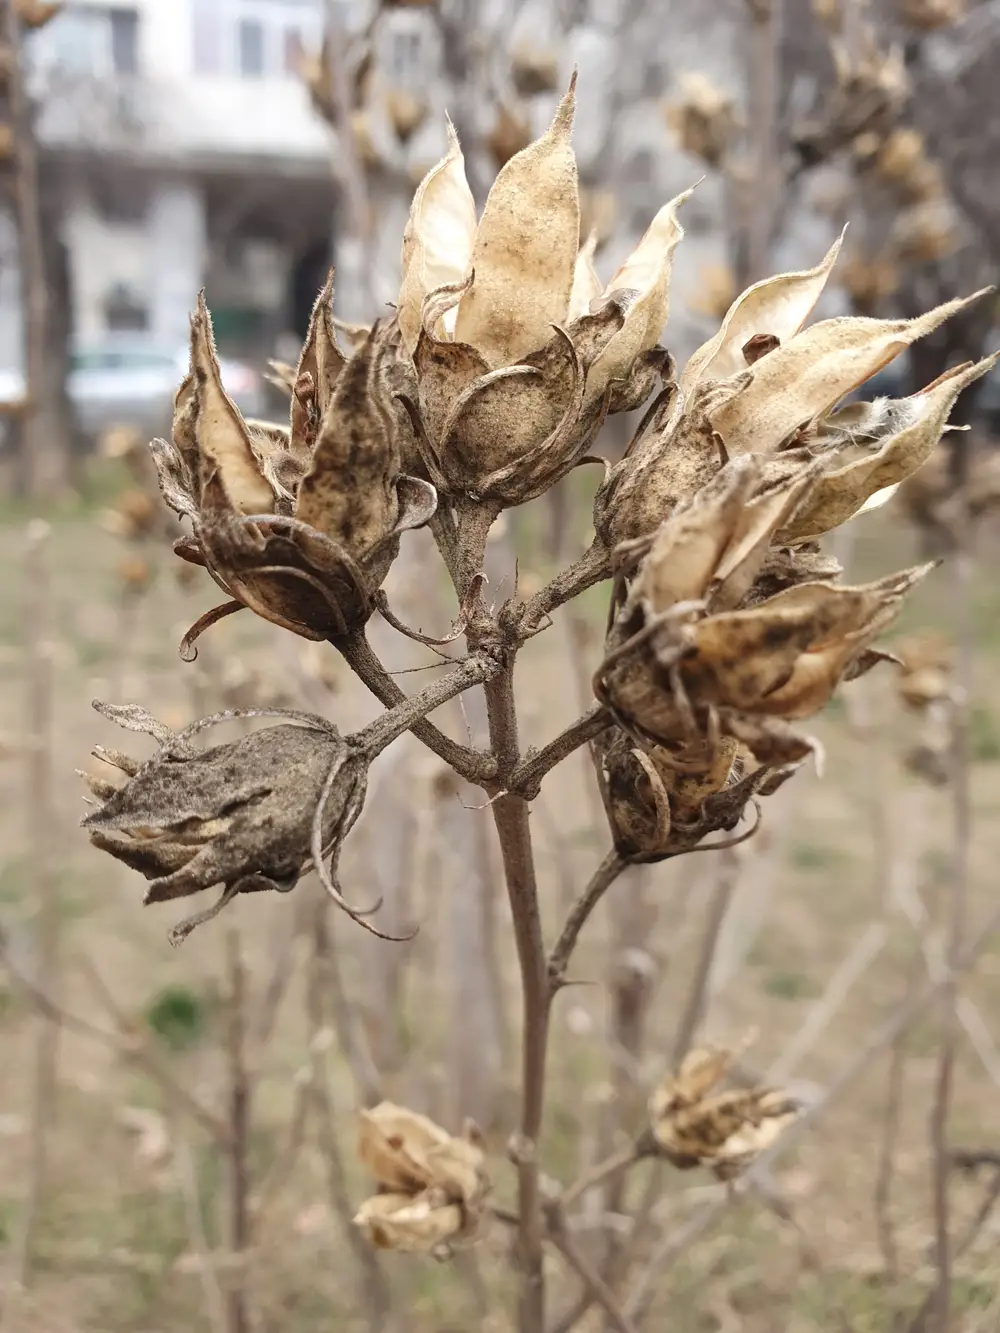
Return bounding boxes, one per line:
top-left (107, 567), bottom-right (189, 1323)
top-left (150, 281), bottom-right (437, 653)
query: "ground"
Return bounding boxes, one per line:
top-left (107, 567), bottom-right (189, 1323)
top-left (1, 472), bottom-right (1000, 1332)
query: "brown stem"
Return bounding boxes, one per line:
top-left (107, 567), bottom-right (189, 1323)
top-left (928, 546), bottom-right (975, 1330)
top-left (671, 847), bottom-right (742, 1063)
top-left (548, 851), bottom-right (628, 992)
top-left (543, 1196), bottom-right (640, 1333)
top-left (337, 630), bottom-right (497, 785)
top-left (353, 652), bottom-right (500, 757)
top-left (521, 538), bottom-right (612, 632)
top-left (561, 1144), bottom-right (641, 1212)
top-left (511, 705), bottom-right (611, 799)
top-left (223, 931), bottom-right (251, 1333)
top-left (484, 665), bottom-right (548, 1333)
top-left (10, 522), bottom-right (58, 1289)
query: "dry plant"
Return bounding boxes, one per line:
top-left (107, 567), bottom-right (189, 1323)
top-left (45, 76), bottom-right (1000, 1333)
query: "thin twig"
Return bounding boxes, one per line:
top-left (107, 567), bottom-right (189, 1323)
top-left (561, 1145), bottom-right (641, 1213)
top-left (671, 846), bottom-right (742, 1064)
top-left (548, 850), bottom-right (628, 991)
top-left (543, 1196), bottom-right (640, 1333)
top-left (223, 930), bottom-right (252, 1333)
top-left (9, 521), bottom-right (57, 1291)
top-left (174, 1129), bottom-right (228, 1333)
top-left (520, 538), bottom-right (612, 631)
top-left (353, 651), bottom-right (499, 756)
top-left (337, 630), bottom-right (497, 785)
top-left (511, 704), bottom-right (611, 799)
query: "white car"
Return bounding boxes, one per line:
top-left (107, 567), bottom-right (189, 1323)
top-left (0, 335), bottom-right (266, 443)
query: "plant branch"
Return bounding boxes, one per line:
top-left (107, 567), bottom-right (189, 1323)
top-left (484, 664), bottom-right (548, 1333)
top-left (337, 630), bottom-right (497, 784)
top-left (560, 1144), bottom-right (641, 1212)
top-left (511, 705), bottom-right (611, 799)
top-left (548, 850), bottom-right (628, 992)
top-left (520, 538), bottom-right (612, 632)
top-left (353, 651), bottom-right (500, 757)
top-left (222, 930), bottom-right (251, 1333)
top-left (543, 1194), bottom-right (640, 1333)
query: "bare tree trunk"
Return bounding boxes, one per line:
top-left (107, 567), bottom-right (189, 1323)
top-left (2, 5), bottom-right (71, 496)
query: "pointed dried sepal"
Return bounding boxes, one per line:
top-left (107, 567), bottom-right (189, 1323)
top-left (398, 121), bottom-right (478, 354)
top-left (454, 76), bottom-right (579, 368)
top-left (289, 272), bottom-right (348, 460)
top-left (647, 1039), bottom-right (801, 1179)
top-left (711, 291), bottom-right (993, 457)
top-left (190, 294), bottom-right (276, 514)
top-left (776, 355), bottom-right (999, 543)
top-left (586, 187), bottom-right (693, 408)
top-left (679, 231), bottom-right (845, 397)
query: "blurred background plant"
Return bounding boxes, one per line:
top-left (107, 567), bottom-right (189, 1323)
top-left (1, 1), bottom-right (1000, 1332)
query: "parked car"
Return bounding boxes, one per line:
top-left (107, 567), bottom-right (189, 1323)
top-left (0, 334), bottom-right (266, 447)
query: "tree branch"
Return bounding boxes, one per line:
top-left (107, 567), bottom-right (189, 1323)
top-left (353, 651), bottom-right (500, 757)
top-left (520, 538), bottom-right (611, 632)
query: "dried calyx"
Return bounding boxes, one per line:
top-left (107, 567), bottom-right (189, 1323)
top-left (78, 701), bottom-right (406, 946)
top-left (391, 75), bottom-right (687, 506)
top-left (594, 229), bottom-right (996, 549)
top-left (592, 453), bottom-right (934, 852)
top-left (642, 1036), bottom-right (801, 1181)
top-left (150, 281), bottom-right (436, 655)
top-left (353, 1102), bottom-right (490, 1257)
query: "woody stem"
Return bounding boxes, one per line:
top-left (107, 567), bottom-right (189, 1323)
top-left (337, 630), bottom-right (497, 785)
top-left (483, 661), bottom-right (549, 1333)
top-left (353, 652), bottom-right (501, 758)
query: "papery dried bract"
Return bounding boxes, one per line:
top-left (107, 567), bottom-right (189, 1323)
top-left (454, 79), bottom-right (579, 368)
top-left (354, 1102), bottom-right (489, 1256)
top-left (711, 292), bottom-right (991, 456)
top-left (648, 1041), bottom-right (801, 1180)
top-left (398, 121), bottom-right (477, 354)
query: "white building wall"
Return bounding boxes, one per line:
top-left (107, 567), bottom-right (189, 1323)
top-left (148, 181), bottom-right (206, 348)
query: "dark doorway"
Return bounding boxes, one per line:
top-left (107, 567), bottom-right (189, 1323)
top-left (289, 236), bottom-right (333, 340)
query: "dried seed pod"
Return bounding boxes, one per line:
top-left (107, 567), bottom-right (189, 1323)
top-left (486, 101), bottom-right (532, 169)
top-left (900, 0), bottom-right (965, 30)
top-left (354, 1102), bottom-right (490, 1256)
top-left (395, 82), bottom-right (688, 505)
top-left (80, 702), bottom-right (392, 946)
top-left (596, 489), bottom-right (933, 763)
top-left (149, 288), bottom-right (436, 651)
top-left (597, 729), bottom-right (776, 862)
top-left (841, 251), bottom-right (900, 316)
top-left (647, 1044), bottom-right (802, 1180)
top-left (893, 631), bottom-right (954, 710)
top-left (664, 72), bottom-right (740, 168)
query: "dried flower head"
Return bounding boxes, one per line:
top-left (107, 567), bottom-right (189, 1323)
top-left (893, 631), bottom-right (954, 711)
top-left (395, 77), bottom-right (686, 505)
top-left (353, 1102), bottom-right (490, 1256)
top-left (841, 251), bottom-right (900, 316)
top-left (597, 729), bottom-right (782, 862)
top-left (900, 0), bottom-right (965, 30)
top-left (150, 283), bottom-right (436, 654)
top-left (79, 701), bottom-right (398, 946)
top-left (664, 72), bottom-right (740, 168)
top-left (595, 226), bottom-right (993, 547)
top-left (594, 456), bottom-right (933, 767)
top-left (486, 100), bottom-right (532, 169)
top-left (646, 1039), bottom-right (801, 1180)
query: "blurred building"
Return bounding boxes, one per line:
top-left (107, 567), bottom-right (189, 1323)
top-left (9, 0), bottom-right (351, 365)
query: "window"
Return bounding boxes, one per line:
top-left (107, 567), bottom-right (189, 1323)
top-left (110, 8), bottom-right (139, 76)
top-left (238, 18), bottom-right (265, 77)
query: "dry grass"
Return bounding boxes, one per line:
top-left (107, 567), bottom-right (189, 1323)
top-left (2, 479), bottom-right (1000, 1332)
